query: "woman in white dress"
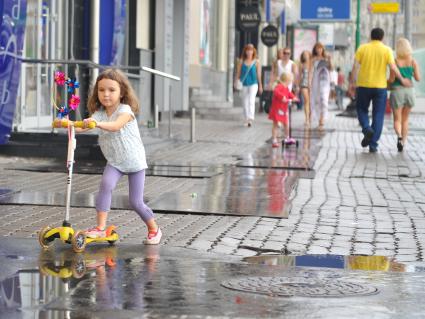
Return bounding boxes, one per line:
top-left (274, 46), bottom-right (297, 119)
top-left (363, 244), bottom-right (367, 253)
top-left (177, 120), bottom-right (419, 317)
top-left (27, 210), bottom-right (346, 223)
top-left (310, 42), bottom-right (331, 130)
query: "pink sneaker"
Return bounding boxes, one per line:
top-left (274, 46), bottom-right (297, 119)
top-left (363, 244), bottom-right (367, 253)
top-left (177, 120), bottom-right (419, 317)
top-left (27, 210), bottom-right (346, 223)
top-left (144, 228), bottom-right (162, 245)
top-left (85, 226), bottom-right (106, 238)
top-left (272, 142), bottom-right (279, 148)
top-left (284, 137), bottom-right (296, 145)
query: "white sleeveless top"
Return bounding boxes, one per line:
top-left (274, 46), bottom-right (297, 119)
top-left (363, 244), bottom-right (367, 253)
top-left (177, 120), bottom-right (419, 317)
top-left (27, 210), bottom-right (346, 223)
top-left (92, 104), bottom-right (148, 173)
top-left (277, 59), bottom-right (294, 91)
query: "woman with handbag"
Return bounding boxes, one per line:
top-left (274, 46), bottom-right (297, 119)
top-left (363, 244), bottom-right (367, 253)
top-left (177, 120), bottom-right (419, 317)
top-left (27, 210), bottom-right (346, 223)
top-left (235, 44), bottom-right (263, 127)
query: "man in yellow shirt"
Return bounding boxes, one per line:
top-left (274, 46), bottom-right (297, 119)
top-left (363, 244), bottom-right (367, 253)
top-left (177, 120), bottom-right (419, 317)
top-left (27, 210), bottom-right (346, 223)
top-left (350, 28), bottom-right (410, 152)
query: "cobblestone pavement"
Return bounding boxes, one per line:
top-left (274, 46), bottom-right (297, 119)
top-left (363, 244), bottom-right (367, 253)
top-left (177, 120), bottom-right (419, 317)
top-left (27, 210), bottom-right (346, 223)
top-left (1, 105), bottom-right (425, 262)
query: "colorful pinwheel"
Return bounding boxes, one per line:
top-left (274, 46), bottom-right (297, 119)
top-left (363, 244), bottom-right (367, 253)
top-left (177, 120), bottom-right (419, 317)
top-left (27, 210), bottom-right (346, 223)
top-left (52, 70), bottom-right (80, 119)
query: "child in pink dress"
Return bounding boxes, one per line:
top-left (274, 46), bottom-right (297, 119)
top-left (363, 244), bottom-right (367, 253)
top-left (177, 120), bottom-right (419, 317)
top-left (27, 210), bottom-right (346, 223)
top-left (268, 72), bottom-right (298, 147)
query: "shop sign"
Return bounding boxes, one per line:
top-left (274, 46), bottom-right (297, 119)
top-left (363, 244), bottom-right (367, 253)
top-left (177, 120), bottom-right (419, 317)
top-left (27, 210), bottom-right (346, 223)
top-left (238, 6), bottom-right (261, 31)
top-left (261, 25), bottom-right (279, 47)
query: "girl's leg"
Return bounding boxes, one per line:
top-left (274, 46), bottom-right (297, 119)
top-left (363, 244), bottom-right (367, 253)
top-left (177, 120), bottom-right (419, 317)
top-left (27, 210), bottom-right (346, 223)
top-left (393, 107), bottom-right (402, 138)
top-left (401, 106), bottom-right (411, 144)
top-left (128, 170), bottom-right (157, 230)
top-left (248, 84), bottom-right (258, 122)
top-left (272, 121), bottom-right (278, 141)
top-left (242, 86), bottom-right (250, 122)
top-left (283, 122), bottom-right (290, 138)
top-left (302, 88), bottom-right (310, 126)
top-left (88, 165), bottom-right (122, 236)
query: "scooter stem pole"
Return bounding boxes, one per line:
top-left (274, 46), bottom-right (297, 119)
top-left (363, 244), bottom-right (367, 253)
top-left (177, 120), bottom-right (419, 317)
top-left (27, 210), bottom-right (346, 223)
top-left (64, 125), bottom-right (76, 223)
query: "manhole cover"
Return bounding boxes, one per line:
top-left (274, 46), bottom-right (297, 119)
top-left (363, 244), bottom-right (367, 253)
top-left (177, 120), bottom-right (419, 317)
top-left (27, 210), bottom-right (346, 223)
top-left (221, 276), bottom-right (379, 298)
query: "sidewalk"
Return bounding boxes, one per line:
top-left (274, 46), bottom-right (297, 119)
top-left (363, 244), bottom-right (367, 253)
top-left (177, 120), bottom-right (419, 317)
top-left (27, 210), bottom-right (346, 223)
top-left (0, 103), bottom-right (425, 261)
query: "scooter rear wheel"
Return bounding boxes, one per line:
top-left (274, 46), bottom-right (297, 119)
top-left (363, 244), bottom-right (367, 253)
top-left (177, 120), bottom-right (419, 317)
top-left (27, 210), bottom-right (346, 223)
top-left (72, 231), bottom-right (87, 253)
top-left (39, 226), bottom-right (54, 249)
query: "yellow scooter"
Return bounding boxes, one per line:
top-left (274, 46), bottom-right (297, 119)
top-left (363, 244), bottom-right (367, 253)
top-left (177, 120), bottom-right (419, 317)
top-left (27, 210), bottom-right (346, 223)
top-left (38, 119), bottom-right (119, 253)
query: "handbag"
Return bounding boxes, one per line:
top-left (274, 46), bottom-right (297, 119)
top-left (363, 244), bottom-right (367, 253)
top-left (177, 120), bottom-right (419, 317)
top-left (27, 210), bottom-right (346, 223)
top-left (235, 79), bottom-right (243, 91)
top-left (236, 61), bottom-right (256, 91)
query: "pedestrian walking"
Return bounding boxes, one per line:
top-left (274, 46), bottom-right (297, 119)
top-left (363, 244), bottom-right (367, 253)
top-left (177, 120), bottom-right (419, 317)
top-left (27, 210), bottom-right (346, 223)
top-left (388, 38), bottom-right (421, 152)
top-left (79, 69), bottom-right (162, 244)
top-left (350, 27), bottom-right (411, 153)
top-left (268, 72), bottom-right (298, 148)
top-left (269, 47), bottom-right (298, 92)
top-left (298, 50), bottom-right (312, 127)
top-left (310, 42), bottom-right (331, 130)
top-left (335, 67), bottom-right (346, 110)
top-left (235, 43), bottom-right (263, 127)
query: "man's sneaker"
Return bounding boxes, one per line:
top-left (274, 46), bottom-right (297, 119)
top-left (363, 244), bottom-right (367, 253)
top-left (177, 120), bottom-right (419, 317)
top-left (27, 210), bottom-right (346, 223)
top-left (369, 146), bottom-right (377, 153)
top-left (85, 226), bottom-right (106, 238)
top-left (361, 128), bottom-right (374, 147)
top-left (144, 228), bottom-right (162, 245)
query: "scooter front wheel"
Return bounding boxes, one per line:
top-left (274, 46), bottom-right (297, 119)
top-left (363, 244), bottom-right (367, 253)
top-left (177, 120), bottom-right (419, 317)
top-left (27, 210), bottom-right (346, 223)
top-left (72, 231), bottom-right (87, 253)
top-left (38, 226), bottom-right (54, 249)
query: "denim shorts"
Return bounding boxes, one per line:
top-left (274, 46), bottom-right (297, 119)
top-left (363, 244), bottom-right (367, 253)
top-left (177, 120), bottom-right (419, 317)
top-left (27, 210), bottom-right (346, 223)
top-left (390, 87), bottom-right (415, 109)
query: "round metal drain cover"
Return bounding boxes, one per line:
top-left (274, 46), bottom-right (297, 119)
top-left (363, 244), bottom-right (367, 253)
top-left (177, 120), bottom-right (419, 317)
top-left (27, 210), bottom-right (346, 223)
top-left (221, 276), bottom-right (379, 298)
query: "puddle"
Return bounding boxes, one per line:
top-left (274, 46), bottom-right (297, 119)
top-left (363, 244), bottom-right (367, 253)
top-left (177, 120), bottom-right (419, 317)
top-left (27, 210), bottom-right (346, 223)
top-left (2, 247), bottom-right (425, 318)
top-left (244, 254), bottom-right (425, 272)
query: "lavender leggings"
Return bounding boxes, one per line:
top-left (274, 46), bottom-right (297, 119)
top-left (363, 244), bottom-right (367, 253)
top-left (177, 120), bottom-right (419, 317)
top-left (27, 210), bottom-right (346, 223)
top-left (96, 165), bottom-right (154, 223)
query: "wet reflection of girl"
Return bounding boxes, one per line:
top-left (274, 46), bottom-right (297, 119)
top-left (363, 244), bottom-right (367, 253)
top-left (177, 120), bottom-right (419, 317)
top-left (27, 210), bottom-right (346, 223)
top-left (121, 246), bottom-right (160, 310)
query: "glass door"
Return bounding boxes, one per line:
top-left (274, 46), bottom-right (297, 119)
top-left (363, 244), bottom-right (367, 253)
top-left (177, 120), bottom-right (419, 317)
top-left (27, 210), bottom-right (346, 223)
top-left (19, 0), bottom-right (56, 131)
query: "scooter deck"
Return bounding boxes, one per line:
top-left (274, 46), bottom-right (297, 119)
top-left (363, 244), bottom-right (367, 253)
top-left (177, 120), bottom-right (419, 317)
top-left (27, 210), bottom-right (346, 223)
top-left (85, 233), bottom-right (119, 244)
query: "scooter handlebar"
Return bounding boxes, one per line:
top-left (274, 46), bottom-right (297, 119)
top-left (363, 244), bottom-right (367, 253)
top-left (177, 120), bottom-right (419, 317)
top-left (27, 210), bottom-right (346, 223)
top-left (52, 119), bottom-right (96, 129)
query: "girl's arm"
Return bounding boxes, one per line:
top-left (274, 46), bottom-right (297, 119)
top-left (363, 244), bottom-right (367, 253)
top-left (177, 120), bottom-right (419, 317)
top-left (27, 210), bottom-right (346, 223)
top-left (288, 91), bottom-right (297, 101)
top-left (95, 113), bottom-right (133, 132)
top-left (413, 59), bottom-right (421, 82)
top-left (388, 58), bottom-right (397, 84)
top-left (309, 59), bottom-right (315, 87)
top-left (292, 62), bottom-right (299, 91)
top-left (388, 68), bottom-right (396, 84)
top-left (273, 85), bottom-right (285, 100)
top-left (257, 59), bottom-right (263, 94)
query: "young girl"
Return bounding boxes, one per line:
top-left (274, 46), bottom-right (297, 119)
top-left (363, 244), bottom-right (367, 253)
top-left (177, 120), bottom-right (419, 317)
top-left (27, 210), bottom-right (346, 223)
top-left (388, 37), bottom-right (421, 152)
top-left (80, 69), bottom-right (161, 245)
top-left (298, 50), bottom-right (311, 127)
top-left (235, 43), bottom-right (263, 127)
top-left (268, 72), bottom-right (298, 148)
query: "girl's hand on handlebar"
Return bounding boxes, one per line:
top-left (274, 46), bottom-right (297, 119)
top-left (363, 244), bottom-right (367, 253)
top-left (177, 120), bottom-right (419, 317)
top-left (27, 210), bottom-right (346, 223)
top-left (83, 118), bottom-right (97, 129)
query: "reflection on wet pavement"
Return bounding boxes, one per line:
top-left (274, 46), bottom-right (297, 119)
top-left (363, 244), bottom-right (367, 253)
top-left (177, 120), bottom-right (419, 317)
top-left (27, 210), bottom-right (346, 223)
top-left (244, 254), bottom-right (425, 272)
top-left (0, 126), bottom-right (318, 218)
top-left (2, 241), bottom-right (425, 318)
top-left (149, 167), bottom-right (298, 217)
top-left (237, 127), bottom-right (319, 171)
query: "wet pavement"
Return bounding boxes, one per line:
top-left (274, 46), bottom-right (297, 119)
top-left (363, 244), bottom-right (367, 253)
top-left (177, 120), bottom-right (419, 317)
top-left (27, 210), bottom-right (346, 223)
top-left (1, 239), bottom-right (425, 319)
top-left (1, 126), bottom-right (318, 218)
